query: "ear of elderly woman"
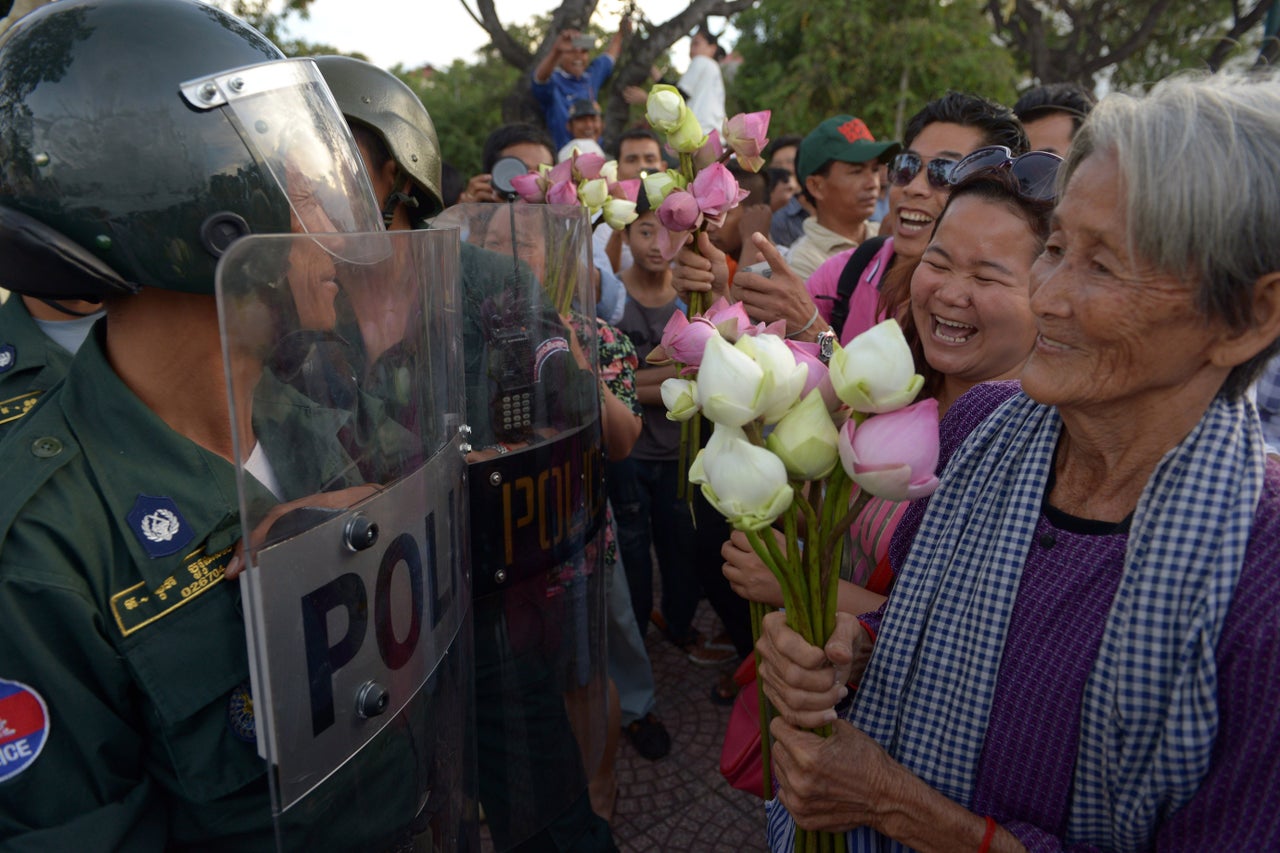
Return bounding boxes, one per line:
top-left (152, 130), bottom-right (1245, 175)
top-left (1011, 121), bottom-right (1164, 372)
top-left (761, 72), bottom-right (1280, 853)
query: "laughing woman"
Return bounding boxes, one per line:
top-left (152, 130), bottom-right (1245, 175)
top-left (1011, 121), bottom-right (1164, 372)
top-left (759, 71), bottom-right (1280, 852)
top-left (724, 157), bottom-right (1059, 606)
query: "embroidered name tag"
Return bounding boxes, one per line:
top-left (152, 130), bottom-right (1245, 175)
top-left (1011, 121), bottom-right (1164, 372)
top-left (0, 391), bottom-right (40, 426)
top-left (109, 544), bottom-right (235, 637)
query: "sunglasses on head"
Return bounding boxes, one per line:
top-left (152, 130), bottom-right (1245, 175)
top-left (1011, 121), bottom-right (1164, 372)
top-left (888, 151), bottom-right (957, 190)
top-left (948, 145), bottom-right (1063, 202)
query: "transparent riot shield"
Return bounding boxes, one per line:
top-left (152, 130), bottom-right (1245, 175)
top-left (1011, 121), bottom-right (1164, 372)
top-left (432, 203), bottom-right (610, 850)
top-left (215, 227), bottom-right (475, 851)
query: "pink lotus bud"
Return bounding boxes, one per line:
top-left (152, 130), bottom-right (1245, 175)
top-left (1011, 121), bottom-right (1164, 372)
top-left (837, 398), bottom-right (941, 501)
top-left (611, 178), bottom-right (641, 203)
top-left (785, 340), bottom-right (839, 410)
top-left (694, 129), bottom-right (725, 170)
top-left (723, 111), bottom-right (771, 173)
top-left (547, 160), bottom-right (574, 185)
top-left (510, 172), bottom-right (546, 203)
top-left (691, 162), bottom-right (750, 222)
top-left (658, 189), bottom-right (703, 233)
top-left (574, 151), bottom-right (606, 181)
top-left (656, 226), bottom-right (691, 262)
top-left (546, 179), bottom-right (579, 206)
top-left (660, 311), bottom-right (717, 367)
top-left (702, 297), bottom-right (753, 341)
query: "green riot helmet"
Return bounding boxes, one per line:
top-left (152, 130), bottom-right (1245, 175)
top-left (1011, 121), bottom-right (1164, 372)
top-left (0, 0), bottom-right (384, 300)
top-left (313, 55), bottom-right (444, 225)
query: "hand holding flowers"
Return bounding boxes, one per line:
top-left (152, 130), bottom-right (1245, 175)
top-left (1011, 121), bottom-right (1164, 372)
top-left (659, 316), bottom-right (939, 853)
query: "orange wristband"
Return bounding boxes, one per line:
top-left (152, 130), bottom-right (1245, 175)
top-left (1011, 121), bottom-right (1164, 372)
top-left (978, 816), bottom-right (997, 853)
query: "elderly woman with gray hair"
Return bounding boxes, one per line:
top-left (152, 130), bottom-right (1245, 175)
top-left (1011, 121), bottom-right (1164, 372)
top-left (757, 71), bottom-right (1280, 852)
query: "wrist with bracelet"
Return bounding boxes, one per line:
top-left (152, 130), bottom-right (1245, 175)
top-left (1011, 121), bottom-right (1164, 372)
top-left (786, 305), bottom-right (821, 340)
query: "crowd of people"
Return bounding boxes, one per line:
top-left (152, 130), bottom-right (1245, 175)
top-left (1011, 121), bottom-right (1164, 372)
top-left (1, 0), bottom-right (1278, 850)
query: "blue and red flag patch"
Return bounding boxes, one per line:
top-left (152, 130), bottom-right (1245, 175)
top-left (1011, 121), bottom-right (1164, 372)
top-left (0, 679), bottom-right (49, 782)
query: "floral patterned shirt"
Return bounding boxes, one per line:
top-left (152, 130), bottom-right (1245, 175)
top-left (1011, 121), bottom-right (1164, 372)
top-left (569, 313), bottom-right (639, 568)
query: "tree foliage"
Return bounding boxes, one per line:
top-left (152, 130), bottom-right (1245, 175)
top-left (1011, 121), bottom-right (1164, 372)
top-left (986, 0), bottom-right (1279, 90)
top-left (730, 0), bottom-right (1020, 141)
top-left (395, 48), bottom-right (524, 177)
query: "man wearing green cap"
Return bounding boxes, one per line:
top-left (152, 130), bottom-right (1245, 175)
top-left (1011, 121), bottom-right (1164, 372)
top-left (785, 115), bottom-right (900, 280)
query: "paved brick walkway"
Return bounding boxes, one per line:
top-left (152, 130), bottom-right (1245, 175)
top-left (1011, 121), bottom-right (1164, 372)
top-left (478, 599), bottom-right (768, 852)
top-left (609, 601), bottom-right (767, 852)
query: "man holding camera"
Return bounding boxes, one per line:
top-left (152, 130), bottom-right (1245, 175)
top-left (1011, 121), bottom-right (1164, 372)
top-left (532, 22), bottom-right (629, 150)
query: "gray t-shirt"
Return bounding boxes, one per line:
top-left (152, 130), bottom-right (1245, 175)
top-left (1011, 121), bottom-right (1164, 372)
top-left (617, 298), bottom-right (681, 461)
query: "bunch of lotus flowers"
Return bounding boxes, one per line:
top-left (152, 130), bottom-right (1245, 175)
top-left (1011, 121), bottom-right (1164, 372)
top-left (658, 303), bottom-right (940, 530)
top-left (511, 147), bottom-right (643, 230)
top-left (658, 305), bottom-right (940, 849)
top-left (643, 87), bottom-right (772, 314)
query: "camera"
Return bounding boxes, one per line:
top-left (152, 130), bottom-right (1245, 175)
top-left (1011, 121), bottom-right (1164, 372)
top-left (571, 34), bottom-right (595, 50)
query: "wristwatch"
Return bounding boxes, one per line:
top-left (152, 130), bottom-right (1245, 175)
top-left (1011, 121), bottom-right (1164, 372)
top-left (817, 330), bottom-right (837, 364)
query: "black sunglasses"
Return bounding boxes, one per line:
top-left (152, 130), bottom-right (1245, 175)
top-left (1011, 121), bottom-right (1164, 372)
top-left (948, 145), bottom-right (1063, 202)
top-left (888, 151), bottom-right (957, 190)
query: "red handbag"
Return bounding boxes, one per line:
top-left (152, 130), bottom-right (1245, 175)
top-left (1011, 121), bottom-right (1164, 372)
top-left (718, 655), bottom-right (766, 798)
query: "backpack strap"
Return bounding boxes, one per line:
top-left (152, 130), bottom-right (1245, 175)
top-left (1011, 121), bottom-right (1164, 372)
top-left (827, 235), bottom-right (888, 341)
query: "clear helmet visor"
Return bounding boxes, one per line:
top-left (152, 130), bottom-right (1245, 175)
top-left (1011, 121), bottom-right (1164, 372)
top-left (181, 58), bottom-right (385, 261)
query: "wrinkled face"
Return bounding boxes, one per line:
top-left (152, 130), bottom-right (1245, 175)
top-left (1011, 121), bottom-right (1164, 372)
top-left (618, 138), bottom-right (663, 180)
top-left (910, 194), bottom-right (1039, 386)
top-left (889, 122), bottom-right (987, 261)
top-left (568, 112), bottom-right (602, 141)
top-left (501, 141), bottom-right (554, 173)
top-left (1023, 112), bottom-right (1077, 156)
top-left (1022, 150), bottom-right (1225, 413)
top-left (285, 168), bottom-right (340, 330)
top-left (625, 212), bottom-right (668, 274)
top-left (807, 160), bottom-right (880, 223)
top-left (482, 210), bottom-right (547, 282)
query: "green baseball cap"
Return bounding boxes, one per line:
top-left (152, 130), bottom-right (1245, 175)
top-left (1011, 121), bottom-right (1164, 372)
top-left (796, 115), bottom-right (901, 182)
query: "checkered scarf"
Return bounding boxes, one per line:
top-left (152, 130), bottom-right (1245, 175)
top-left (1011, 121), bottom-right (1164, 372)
top-left (766, 391), bottom-right (1263, 853)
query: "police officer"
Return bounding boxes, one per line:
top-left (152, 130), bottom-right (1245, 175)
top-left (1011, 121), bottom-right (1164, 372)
top-left (314, 56), bottom-right (618, 852)
top-left (0, 295), bottom-right (102, 440)
top-left (0, 0), bottom-right (450, 847)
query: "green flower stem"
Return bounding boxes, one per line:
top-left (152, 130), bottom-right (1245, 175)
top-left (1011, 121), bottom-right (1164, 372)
top-left (827, 484), bottom-right (874, 558)
top-left (677, 420), bottom-right (689, 500)
top-left (795, 487), bottom-right (823, 643)
top-left (750, 600), bottom-right (773, 796)
top-left (777, 508), bottom-right (813, 645)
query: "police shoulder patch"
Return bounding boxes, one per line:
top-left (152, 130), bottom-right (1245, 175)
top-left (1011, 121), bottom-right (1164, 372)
top-left (0, 344), bottom-right (14, 374)
top-left (0, 679), bottom-right (50, 782)
top-left (127, 494), bottom-right (195, 558)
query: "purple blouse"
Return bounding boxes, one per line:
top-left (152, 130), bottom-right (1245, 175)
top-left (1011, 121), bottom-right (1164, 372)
top-left (875, 381), bottom-right (1280, 851)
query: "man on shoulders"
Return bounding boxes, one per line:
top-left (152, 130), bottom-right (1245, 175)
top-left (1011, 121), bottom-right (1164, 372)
top-left (532, 21), bottom-right (629, 151)
top-left (785, 115), bottom-right (900, 280)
